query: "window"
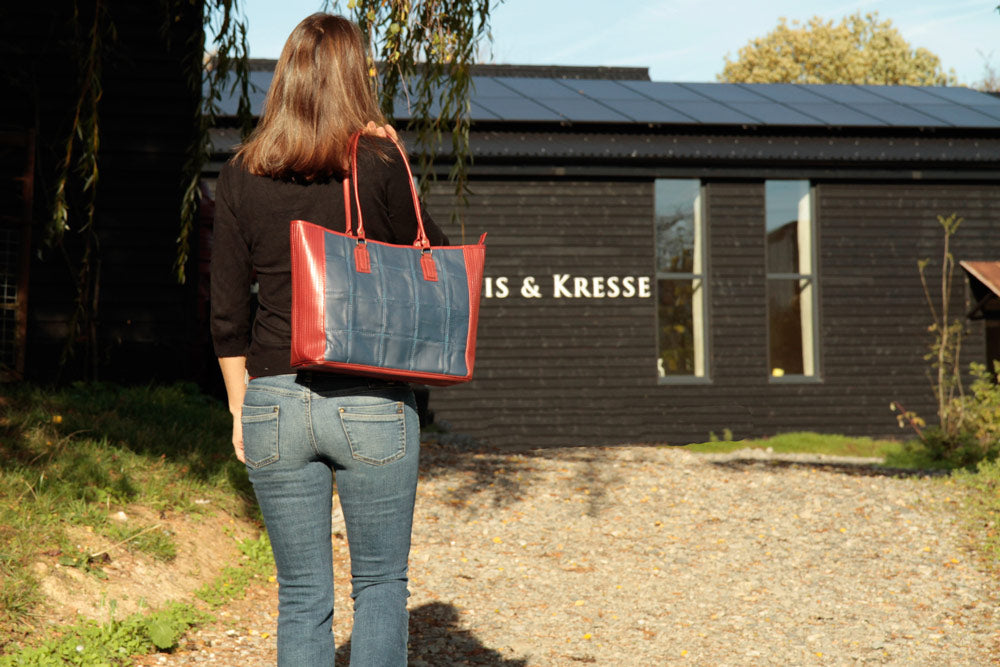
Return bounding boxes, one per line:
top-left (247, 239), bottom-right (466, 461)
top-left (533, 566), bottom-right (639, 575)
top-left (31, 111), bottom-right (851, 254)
top-left (655, 179), bottom-right (707, 380)
top-left (765, 180), bottom-right (818, 379)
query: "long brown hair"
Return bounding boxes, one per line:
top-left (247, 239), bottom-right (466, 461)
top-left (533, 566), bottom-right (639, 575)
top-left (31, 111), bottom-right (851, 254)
top-left (235, 14), bottom-right (385, 181)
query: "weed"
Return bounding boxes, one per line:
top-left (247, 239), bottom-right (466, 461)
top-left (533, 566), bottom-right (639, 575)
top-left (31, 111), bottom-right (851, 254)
top-left (0, 602), bottom-right (209, 666)
top-left (196, 533), bottom-right (274, 608)
top-left (0, 381), bottom-right (254, 645)
top-left (0, 533), bottom-right (273, 664)
top-left (893, 362), bottom-right (1000, 468)
top-left (954, 458), bottom-right (1000, 573)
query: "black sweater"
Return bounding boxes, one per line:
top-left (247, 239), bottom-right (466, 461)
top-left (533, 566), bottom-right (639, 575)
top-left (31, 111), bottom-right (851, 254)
top-left (210, 138), bottom-right (449, 377)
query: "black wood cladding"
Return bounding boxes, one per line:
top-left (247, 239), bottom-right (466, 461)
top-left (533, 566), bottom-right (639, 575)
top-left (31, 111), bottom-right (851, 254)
top-left (2, 3), bottom-right (201, 381)
top-left (425, 179), bottom-right (1000, 448)
top-left (5, 4), bottom-right (998, 442)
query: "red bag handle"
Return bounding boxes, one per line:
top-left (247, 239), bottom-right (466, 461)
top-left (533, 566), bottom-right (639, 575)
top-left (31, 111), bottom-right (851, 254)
top-left (343, 132), bottom-right (430, 249)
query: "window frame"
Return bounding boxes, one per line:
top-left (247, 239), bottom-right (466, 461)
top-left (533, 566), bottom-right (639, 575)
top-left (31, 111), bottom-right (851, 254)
top-left (764, 180), bottom-right (821, 383)
top-left (655, 180), bottom-right (711, 384)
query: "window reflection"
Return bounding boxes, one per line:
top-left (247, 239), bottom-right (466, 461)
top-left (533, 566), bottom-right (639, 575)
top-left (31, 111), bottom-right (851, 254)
top-left (656, 180), bottom-right (699, 274)
top-left (658, 278), bottom-right (702, 375)
top-left (655, 179), bottom-right (706, 379)
top-left (768, 278), bottom-right (808, 376)
top-left (765, 181), bottom-right (817, 379)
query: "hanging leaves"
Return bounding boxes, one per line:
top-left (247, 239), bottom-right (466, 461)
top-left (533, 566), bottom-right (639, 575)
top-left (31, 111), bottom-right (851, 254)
top-left (175, 0), bottom-right (253, 284)
top-left (172, 0), bottom-right (495, 281)
top-left (48, 0), bottom-right (115, 375)
top-left (337, 0), bottom-right (497, 242)
top-left (49, 0), bottom-right (111, 248)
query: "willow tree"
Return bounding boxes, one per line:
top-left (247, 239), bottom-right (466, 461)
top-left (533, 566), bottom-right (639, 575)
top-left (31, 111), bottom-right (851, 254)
top-left (177, 0), bottom-right (496, 280)
top-left (50, 0), bottom-right (495, 375)
top-left (718, 12), bottom-right (957, 85)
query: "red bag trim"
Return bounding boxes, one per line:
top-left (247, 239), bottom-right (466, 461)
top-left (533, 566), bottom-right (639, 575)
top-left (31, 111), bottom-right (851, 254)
top-left (290, 220), bottom-right (328, 365)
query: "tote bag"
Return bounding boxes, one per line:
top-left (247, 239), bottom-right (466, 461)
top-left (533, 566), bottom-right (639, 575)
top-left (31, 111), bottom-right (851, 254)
top-left (290, 134), bottom-right (485, 386)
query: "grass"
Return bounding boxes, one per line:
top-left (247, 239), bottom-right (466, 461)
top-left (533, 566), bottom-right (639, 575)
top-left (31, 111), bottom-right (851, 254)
top-left (954, 458), bottom-right (1000, 574)
top-left (0, 381), bottom-right (258, 649)
top-left (0, 532), bottom-right (275, 666)
top-left (683, 431), bottom-right (907, 461)
top-left (0, 602), bottom-right (210, 666)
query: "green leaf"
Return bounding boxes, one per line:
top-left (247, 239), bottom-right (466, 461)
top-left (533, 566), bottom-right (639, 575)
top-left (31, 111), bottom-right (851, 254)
top-left (146, 617), bottom-right (179, 650)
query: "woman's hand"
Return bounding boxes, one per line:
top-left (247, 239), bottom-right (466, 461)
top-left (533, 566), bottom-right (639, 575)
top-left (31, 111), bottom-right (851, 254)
top-left (365, 121), bottom-right (398, 142)
top-left (231, 408), bottom-right (245, 463)
top-left (218, 356), bottom-right (248, 463)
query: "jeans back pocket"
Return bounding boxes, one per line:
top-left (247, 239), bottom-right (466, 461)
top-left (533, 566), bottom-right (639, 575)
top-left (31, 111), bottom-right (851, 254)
top-left (241, 404), bottom-right (280, 469)
top-left (339, 402), bottom-right (407, 465)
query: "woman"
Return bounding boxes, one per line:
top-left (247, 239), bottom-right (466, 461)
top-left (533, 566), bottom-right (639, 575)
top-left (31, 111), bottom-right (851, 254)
top-left (210, 13), bottom-right (448, 666)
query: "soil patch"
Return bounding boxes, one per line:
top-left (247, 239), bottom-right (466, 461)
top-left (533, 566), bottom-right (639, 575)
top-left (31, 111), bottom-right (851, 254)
top-left (31, 507), bottom-right (258, 628)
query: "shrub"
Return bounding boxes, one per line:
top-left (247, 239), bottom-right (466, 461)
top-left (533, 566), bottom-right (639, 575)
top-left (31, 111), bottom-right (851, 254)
top-left (896, 361), bottom-right (1000, 467)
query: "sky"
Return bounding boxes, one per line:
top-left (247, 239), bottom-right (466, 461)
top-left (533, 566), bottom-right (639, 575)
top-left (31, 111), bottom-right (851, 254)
top-left (240, 0), bottom-right (1000, 87)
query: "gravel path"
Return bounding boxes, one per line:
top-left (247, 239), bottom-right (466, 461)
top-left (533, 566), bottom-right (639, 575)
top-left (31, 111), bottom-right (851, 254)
top-left (136, 440), bottom-right (999, 666)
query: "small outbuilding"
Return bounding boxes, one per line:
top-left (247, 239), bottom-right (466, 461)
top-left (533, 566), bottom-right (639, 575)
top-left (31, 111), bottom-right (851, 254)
top-left (961, 261), bottom-right (1000, 369)
top-left (208, 63), bottom-right (1000, 448)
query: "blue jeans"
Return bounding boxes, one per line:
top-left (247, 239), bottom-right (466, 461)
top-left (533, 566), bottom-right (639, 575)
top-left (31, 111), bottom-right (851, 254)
top-left (241, 372), bottom-right (420, 666)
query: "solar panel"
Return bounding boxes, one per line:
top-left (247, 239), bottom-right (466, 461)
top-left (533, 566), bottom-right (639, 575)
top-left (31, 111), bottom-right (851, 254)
top-left (681, 83), bottom-right (771, 103)
top-left (851, 103), bottom-right (951, 127)
top-left (470, 77), bottom-right (520, 97)
top-left (728, 102), bottom-right (821, 125)
top-left (922, 86), bottom-right (1000, 105)
top-left (216, 65), bottom-right (1000, 131)
top-left (494, 77), bottom-right (578, 99)
top-left (663, 101), bottom-right (761, 124)
top-left (858, 85), bottom-right (945, 104)
top-left (393, 94), bottom-right (443, 119)
top-left (486, 77), bottom-right (633, 122)
top-left (539, 97), bottom-right (631, 122)
top-left (467, 78), bottom-right (567, 121)
top-left (469, 101), bottom-right (502, 121)
top-left (911, 105), bottom-right (999, 128)
top-left (620, 81), bottom-right (712, 103)
top-left (744, 84), bottom-right (832, 104)
top-left (966, 105), bottom-right (1000, 122)
top-left (798, 84), bottom-right (890, 104)
top-left (608, 100), bottom-right (699, 123)
top-left (558, 79), bottom-right (651, 100)
top-left (471, 96), bottom-right (564, 122)
top-left (785, 103), bottom-right (886, 127)
top-left (215, 70), bottom-right (272, 116)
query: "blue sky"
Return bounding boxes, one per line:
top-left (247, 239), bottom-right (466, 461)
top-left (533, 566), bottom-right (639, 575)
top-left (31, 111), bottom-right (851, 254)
top-left (240, 0), bottom-right (999, 86)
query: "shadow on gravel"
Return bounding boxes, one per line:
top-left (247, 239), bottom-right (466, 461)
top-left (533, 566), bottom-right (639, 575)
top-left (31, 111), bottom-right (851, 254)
top-left (335, 602), bottom-right (529, 666)
top-left (709, 457), bottom-right (950, 479)
top-left (418, 435), bottom-right (626, 516)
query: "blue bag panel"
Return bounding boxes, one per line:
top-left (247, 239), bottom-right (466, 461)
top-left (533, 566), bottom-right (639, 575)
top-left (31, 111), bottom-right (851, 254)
top-left (322, 233), bottom-right (472, 377)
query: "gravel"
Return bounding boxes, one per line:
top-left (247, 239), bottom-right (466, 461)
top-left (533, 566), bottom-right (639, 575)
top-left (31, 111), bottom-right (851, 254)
top-left (135, 440), bottom-right (999, 666)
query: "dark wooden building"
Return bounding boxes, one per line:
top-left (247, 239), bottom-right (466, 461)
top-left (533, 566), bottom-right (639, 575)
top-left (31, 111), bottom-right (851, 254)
top-left (0, 3), bottom-right (202, 383)
top-left (209, 64), bottom-right (1000, 448)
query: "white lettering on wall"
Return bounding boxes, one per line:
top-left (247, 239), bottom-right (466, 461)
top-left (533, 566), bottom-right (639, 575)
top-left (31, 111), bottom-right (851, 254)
top-left (484, 276), bottom-right (510, 299)
top-left (592, 276), bottom-right (605, 298)
top-left (520, 277), bottom-right (542, 298)
top-left (607, 276), bottom-right (620, 298)
top-left (484, 274), bottom-right (652, 299)
top-left (622, 276), bottom-right (635, 297)
top-left (552, 274), bottom-right (572, 298)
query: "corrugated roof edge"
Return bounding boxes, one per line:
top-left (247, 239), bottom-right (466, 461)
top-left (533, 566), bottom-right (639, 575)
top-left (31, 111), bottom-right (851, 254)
top-left (246, 58), bottom-right (649, 80)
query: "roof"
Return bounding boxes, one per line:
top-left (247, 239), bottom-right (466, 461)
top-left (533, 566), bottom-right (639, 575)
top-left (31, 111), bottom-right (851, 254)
top-left (216, 63), bottom-right (1000, 131)
top-left (962, 261), bottom-right (1000, 298)
top-left (961, 261), bottom-right (1000, 320)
